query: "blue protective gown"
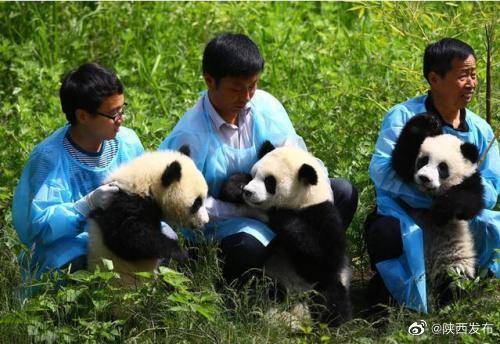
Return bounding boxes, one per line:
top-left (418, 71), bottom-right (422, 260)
top-left (159, 90), bottom-right (302, 246)
top-left (12, 125), bottom-right (144, 280)
top-left (369, 94), bottom-right (500, 312)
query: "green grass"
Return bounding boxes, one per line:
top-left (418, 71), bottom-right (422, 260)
top-left (0, 2), bottom-right (498, 343)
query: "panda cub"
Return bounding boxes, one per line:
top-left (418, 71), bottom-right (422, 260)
top-left (87, 146), bottom-right (209, 286)
top-left (220, 141), bottom-right (352, 326)
top-left (392, 114), bottom-right (484, 305)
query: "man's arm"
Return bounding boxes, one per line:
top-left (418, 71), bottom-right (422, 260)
top-left (478, 132), bottom-right (499, 209)
top-left (369, 106), bottom-right (432, 208)
top-left (13, 154), bottom-right (87, 248)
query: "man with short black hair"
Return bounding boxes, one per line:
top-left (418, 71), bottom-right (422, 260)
top-left (13, 62), bottom-right (144, 281)
top-left (160, 33), bottom-right (358, 283)
top-left (366, 38), bottom-right (499, 312)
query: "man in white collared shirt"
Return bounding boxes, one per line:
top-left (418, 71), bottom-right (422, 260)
top-left (206, 95), bottom-right (253, 150)
top-left (160, 33), bottom-right (358, 284)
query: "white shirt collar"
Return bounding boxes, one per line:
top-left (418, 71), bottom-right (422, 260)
top-left (205, 94), bottom-right (251, 131)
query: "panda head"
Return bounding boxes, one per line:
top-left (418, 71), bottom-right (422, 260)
top-left (107, 146), bottom-right (209, 229)
top-left (242, 142), bottom-right (332, 210)
top-left (414, 134), bottom-right (479, 195)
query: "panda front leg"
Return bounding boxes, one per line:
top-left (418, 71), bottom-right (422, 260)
top-left (312, 277), bottom-right (352, 327)
top-left (104, 218), bottom-right (186, 263)
top-left (268, 209), bottom-right (323, 259)
top-left (432, 261), bottom-right (475, 308)
top-left (433, 271), bottom-right (461, 308)
top-left (429, 180), bottom-right (484, 226)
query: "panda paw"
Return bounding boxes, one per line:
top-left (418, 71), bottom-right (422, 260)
top-left (429, 196), bottom-right (456, 226)
top-left (161, 247), bottom-right (190, 267)
top-left (219, 173), bottom-right (253, 204)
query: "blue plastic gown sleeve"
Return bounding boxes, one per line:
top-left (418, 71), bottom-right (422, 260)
top-left (369, 105), bottom-right (432, 208)
top-left (13, 150), bottom-right (85, 248)
top-left (477, 133), bottom-right (499, 209)
top-left (31, 199), bottom-right (85, 246)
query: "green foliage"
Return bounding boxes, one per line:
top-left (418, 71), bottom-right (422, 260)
top-left (0, 1), bottom-right (498, 342)
top-left (0, 264), bottom-right (220, 343)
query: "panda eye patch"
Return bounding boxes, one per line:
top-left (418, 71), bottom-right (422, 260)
top-left (264, 175), bottom-right (276, 195)
top-left (190, 196), bottom-right (202, 214)
top-left (438, 162), bottom-right (449, 179)
top-left (416, 156), bottom-right (429, 170)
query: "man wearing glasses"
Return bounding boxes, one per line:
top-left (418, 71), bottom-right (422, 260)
top-left (12, 62), bottom-right (144, 283)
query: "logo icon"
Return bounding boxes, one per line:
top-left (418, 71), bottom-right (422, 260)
top-left (408, 320), bottom-right (427, 336)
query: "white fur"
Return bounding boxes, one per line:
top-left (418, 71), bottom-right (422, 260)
top-left (105, 151), bottom-right (209, 228)
top-left (416, 135), bottom-right (477, 195)
top-left (244, 147), bottom-right (333, 209)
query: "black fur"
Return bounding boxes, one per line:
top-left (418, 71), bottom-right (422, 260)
top-left (219, 172), bottom-right (253, 203)
top-left (461, 142), bottom-right (479, 163)
top-left (298, 163), bottom-right (318, 186)
top-left (264, 175), bottom-right (277, 194)
top-left (438, 162), bottom-right (449, 179)
top-left (428, 172), bottom-right (484, 226)
top-left (268, 201), bottom-right (352, 325)
top-left (162, 161), bottom-right (182, 187)
top-left (89, 190), bottom-right (184, 261)
top-left (179, 144), bottom-right (191, 157)
top-left (191, 196), bottom-right (203, 214)
top-left (392, 114), bottom-right (442, 183)
top-left (258, 140), bottom-right (276, 159)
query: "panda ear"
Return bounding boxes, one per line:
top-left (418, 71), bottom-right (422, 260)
top-left (179, 145), bottom-right (191, 157)
top-left (461, 143), bottom-right (479, 164)
top-left (298, 163), bottom-right (318, 186)
top-left (258, 140), bottom-right (275, 159)
top-left (162, 161), bottom-right (182, 187)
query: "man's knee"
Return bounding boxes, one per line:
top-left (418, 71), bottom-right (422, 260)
top-left (219, 232), bottom-right (269, 281)
top-left (365, 215), bottom-right (403, 270)
top-left (330, 178), bottom-right (359, 229)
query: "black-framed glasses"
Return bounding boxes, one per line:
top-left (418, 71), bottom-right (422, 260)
top-left (95, 103), bottom-right (127, 122)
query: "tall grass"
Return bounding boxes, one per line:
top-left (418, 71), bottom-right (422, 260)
top-left (0, 2), bottom-right (498, 343)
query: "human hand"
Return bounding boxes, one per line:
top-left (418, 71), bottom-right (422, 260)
top-left (75, 183), bottom-right (120, 216)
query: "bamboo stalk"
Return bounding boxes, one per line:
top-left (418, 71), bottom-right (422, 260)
top-left (485, 24), bottom-right (493, 125)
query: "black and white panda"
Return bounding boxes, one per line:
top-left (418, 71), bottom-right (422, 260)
top-left (220, 141), bottom-right (352, 326)
top-left (392, 114), bottom-right (484, 305)
top-left (87, 146), bottom-right (209, 286)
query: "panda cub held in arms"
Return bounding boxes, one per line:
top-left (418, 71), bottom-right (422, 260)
top-left (87, 146), bottom-right (209, 286)
top-left (392, 114), bottom-right (484, 306)
top-left (220, 141), bottom-right (352, 326)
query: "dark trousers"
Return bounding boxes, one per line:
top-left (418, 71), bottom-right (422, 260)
top-left (364, 214), bottom-right (403, 271)
top-left (220, 177), bottom-right (359, 282)
top-left (363, 212), bottom-right (403, 306)
top-left (61, 255), bottom-right (88, 273)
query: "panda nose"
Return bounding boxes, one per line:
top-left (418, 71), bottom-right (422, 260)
top-left (418, 175), bottom-right (430, 184)
top-left (243, 189), bottom-right (253, 199)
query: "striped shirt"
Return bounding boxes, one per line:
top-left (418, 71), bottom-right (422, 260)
top-left (64, 131), bottom-right (118, 168)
